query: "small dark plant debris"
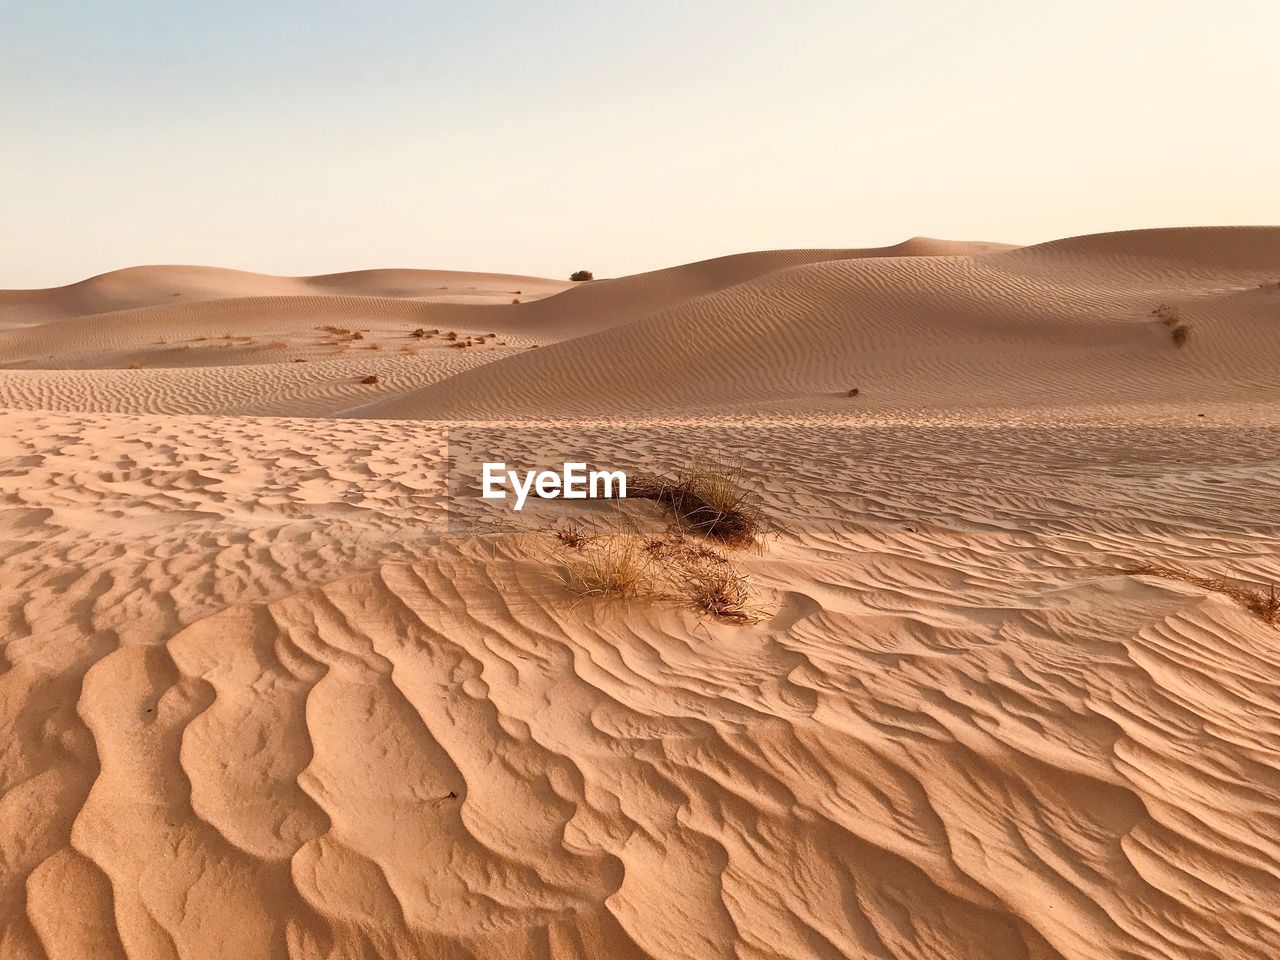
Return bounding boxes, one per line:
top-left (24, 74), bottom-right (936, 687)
top-left (361, 374), bottom-right (379, 384)
top-left (554, 521), bottom-right (593, 549)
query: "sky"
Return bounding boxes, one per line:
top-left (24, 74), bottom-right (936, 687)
top-left (3, 0), bottom-right (1278, 287)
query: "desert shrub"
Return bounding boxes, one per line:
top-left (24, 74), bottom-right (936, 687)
top-left (628, 460), bottom-right (765, 546)
top-left (1152, 304), bottom-right (1180, 326)
top-left (512, 298), bottom-right (521, 304)
top-left (1171, 323), bottom-right (1191, 347)
top-left (361, 374), bottom-right (379, 384)
top-left (847, 387), bottom-right (860, 397)
top-left (570, 270), bottom-right (594, 282)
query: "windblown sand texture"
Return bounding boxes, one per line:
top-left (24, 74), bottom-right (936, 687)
top-left (1, 229), bottom-right (1279, 959)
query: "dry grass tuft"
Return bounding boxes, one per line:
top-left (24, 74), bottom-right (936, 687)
top-left (628, 459), bottom-right (765, 547)
top-left (1171, 323), bottom-right (1191, 347)
top-left (1152, 304), bottom-right (1181, 326)
top-left (559, 537), bottom-right (652, 600)
top-left (847, 387), bottom-right (860, 397)
top-left (361, 374), bottom-right (379, 384)
top-left (1129, 563), bottom-right (1280, 625)
top-left (550, 525), bottom-right (765, 622)
top-left (685, 564), bottom-right (764, 622)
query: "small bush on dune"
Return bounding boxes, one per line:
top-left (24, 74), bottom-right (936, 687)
top-left (570, 270), bottom-right (593, 282)
top-left (1171, 323), bottom-right (1191, 347)
top-left (628, 460), bottom-right (765, 547)
top-left (361, 374), bottom-right (379, 384)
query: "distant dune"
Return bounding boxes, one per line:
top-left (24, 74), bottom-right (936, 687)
top-left (0, 228), bottom-right (1276, 418)
top-left (1, 229), bottom-right (1278, 960)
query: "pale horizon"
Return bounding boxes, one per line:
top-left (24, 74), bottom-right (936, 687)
top-left (6, 0), bottom-right (1280, 288)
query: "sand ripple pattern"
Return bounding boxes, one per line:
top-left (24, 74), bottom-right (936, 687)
top-left (2, 410), bottom-right (1278, 959)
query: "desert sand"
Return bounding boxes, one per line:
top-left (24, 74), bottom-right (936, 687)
top-left (1, 227), bottom-right (1278, 959)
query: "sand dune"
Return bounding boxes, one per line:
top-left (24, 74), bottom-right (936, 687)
top-left (0, 265), bottom-right (570, 329)
top-left (1, 228), bottom-right (1278, 959)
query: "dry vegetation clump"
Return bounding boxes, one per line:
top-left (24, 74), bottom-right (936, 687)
top-left (361, 374), bottom-right (379, 384)
top-left (685, 564), bottom-right (763, 623)
top-left (553, 521), bottom-right (593, 549)
top-left (628, 460), bottom-right (765, 547)
top-left (512, 298), bottom-right (521, 304)
top-left (847, 387), bottom-right (860, 397)
top-left (553, 528), bottom-right (764, 622)
top-left (1129, 563), bottom-right (1280, 625)
top-left (316, 324), bottom-right (364, 345)
top-left (570, 270), bottom-right (593, 282)
top-left (559, 537), bottom-right (652, 600)
top-left (1152, 305), bottom-right (1192, 347)
top-left (643, 532), bottom-right (728, 566)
